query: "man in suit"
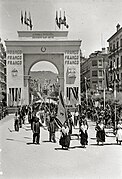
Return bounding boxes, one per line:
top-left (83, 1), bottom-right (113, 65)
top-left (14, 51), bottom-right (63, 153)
top-left (33, 117), bottom-right (42, 144)
top-left (48, 115), bottom-right (57, 143)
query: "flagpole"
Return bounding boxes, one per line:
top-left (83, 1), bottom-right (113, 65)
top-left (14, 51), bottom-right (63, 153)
top-left (84, 77), bottom-right (88, 106)
top-left (103, 59), bottom-right (106, 110)
top-left (55, 22), bottom-right (56, 30)
top-left (103, 86), bottom-right (106, 110)
top-left (55, 11), bottom-right (56, 30)
top-left (113, 61), bottom-right (117, 131)
top-left (114, 76), bottom-right (117, 131)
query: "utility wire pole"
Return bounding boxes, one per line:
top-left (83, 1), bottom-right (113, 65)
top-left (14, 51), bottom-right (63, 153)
top-left (103, 58), bottom-right (106, 110)
top-left (84, 77), bottom-right (88, 106)
top-left (113, 60), bottom-right (117, 131)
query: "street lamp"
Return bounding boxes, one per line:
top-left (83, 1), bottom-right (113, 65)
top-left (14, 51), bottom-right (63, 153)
top-left (112, 61), bottom-right (119, 131)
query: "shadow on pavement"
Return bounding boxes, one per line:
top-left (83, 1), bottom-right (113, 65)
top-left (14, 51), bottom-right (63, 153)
top-left (8, 128), bottom-right (15, 132)
top-left (104, 143), bottom-right (117, 145)
top-left (55, 147), bottom-right (70, 151)
top-left (6, 138), bottom-right (14, 141)
top-left (73, 145), bottom-right (86, 149)
top-left (90, 137), bottom-right (96, 140)
top-left (6, 138), bottom-right (26, 143)
top-left (24, 137), bottom-right (32, 139)
top-left (24, 128), bottom-right (32, 131)
top-left (42, 140), bottom-right (51, 143)
top-left (26, 142), bottom-right (35, 145)
top-left (55, 145), bottom-right (86, 150)
top-left (90, 143), bottom-right (117, 146)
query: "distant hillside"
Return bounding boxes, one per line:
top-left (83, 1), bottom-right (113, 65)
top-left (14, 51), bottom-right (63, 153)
top-left (30, 71), bottom-right (58, 86)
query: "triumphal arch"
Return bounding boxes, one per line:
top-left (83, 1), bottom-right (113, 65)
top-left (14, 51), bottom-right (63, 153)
top-left (5, 30), bottom-right (81, 107)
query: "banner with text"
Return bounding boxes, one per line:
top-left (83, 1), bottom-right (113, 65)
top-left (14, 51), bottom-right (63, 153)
top-left (64, 50), bottom-right (80, 107)
top-left (7, 50), bottom-right (23, 106)
top-left (7, 50), bottom-right (23, 88)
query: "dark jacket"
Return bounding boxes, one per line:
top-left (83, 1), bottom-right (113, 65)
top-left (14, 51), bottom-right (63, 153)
top-left (33, 120), bottom-right (42, 133)
top-left (48, 118), bottom-right (56, 133)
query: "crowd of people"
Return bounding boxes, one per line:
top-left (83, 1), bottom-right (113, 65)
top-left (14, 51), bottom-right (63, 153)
top-left (12, 100), bottom-right (122, 149)
top-left (0, 104), bottom-right (8, 120)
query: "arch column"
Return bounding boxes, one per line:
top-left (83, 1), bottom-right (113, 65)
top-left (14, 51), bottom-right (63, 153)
top-left (58, 76), bottom-right (64, 93)
top-left (23, 75), bottom-right (30, 105)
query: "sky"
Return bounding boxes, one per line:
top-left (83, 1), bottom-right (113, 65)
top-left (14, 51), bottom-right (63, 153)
top-left (0, 0), bottom-right (122, 72)
top-left (31, 61), bottom-right (59, 73)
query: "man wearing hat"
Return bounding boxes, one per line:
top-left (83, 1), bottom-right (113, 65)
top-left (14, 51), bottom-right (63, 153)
top-left (33, 117), bottom-right (44, 144)
top-left (48, 115), bottom-right (57, 143)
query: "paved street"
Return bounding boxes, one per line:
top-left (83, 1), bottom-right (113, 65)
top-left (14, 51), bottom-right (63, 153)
top-left (0, 114), bottom-right (122, 179)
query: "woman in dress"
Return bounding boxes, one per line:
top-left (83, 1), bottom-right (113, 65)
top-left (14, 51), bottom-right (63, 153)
top-left (59, 122), bottom-right (70, 150)
top-left (95, 119), bottom-right (105, 145)
top-left (116, 119), bottom-right (122, 145)
top-left (79, 120), bottom-right (88, 148)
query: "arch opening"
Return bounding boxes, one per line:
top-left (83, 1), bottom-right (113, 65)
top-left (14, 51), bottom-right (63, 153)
top-left (28, 61), bottom-right (60, 104)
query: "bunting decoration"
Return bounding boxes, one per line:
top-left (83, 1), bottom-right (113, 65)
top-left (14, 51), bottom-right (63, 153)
top-left (20, 10), bottom-right (33, 30)
top-left (55, 10), bottom-right (69, 29)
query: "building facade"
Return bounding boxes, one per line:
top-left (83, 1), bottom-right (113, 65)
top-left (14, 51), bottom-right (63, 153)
top-left (107, 24), bottom-right (122, 91)
top-left (80, 48), bottom-right (108, 92)
top-left (0, 39), bottom-right (6, 104)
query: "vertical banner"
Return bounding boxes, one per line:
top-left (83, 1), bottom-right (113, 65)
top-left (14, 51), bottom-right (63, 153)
top-left (7, 50), bottom-right (23, 106)
top-left (64, 50), bottom-right (80, 107)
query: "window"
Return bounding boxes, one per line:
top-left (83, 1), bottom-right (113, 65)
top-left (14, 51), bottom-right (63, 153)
top-left (92, 70), bottom-right (97, 77)
top-left (99, 70), bottom-right (103, 77)
top-left (92, 60), bottom-right (97, 66)
top-left (92, 81), bottom-right (97, 89)
top-left (110, 61), bottom-right (112, 69)
top-left (121, 56), bottom-right (122, 67)
top-left (117, 57), bottom-right (119, 69)
top-left (113, 43), bottom-right (115, 50)
top-left (110, 75), bottom-right (112, 81)
top-left (120, 39), bottom-right (122, 47)
top-left (117, 74), bottom-right (119, 80)
top-left (99, 80), bottom-right (102, 88)
top-left (110, 43), bottom-right (112, 51)
top-left (92, 80), bottom-right (97, 83)
top-left (98, 59), bottom-right (102, 66)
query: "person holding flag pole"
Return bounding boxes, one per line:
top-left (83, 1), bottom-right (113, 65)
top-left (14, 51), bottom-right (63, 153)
top-left (56, 91), bottom-right (67, 126)
top-left (56, 91), bottom-right (70, 149)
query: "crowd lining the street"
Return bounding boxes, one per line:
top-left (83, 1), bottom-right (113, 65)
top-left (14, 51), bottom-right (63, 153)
top-left (13, 101), bottom-right (122, 149)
